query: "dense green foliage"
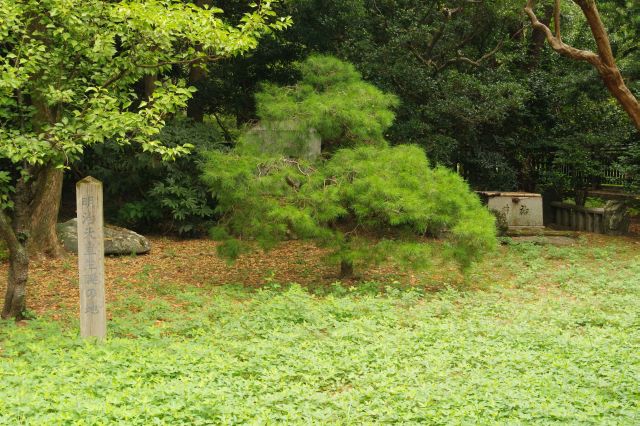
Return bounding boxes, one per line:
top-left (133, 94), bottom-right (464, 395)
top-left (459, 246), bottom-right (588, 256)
top-left (80, 119), bottom-right (225, 235)
top-left (0, 0), bottom-right (288, 169)
top-left (185, 0), bottom-right (639, 199)
top-left (49, 0), bottom-right (639, 235)
top-left (2, 240), bottom-right (640, 423)
top-left (202, 144), bottom-right (496, 274)
top-left (249, 55), bottom-right (399, 151)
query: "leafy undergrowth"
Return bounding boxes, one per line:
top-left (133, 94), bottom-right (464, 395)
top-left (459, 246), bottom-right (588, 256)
top-left (1, 236), bottom-right (640, 423)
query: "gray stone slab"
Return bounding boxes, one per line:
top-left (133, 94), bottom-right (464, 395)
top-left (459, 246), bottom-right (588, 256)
top-left (57, 218), bottom-right (151, 255)
top-left (508, 236), bottom-right (578, 246)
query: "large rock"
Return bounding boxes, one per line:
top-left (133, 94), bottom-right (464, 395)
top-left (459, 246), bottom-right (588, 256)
top-left (604, 200), bottom-right (630, 235)
top-left (57, 219), bottom-right (151, 255)
top-left (246, 120), bottom-right (322, 160)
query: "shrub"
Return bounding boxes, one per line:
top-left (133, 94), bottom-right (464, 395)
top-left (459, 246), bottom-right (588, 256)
top-left (80, 118), bottom-right (223, 235)
top-left (202, 145), bottom-right (496, 276)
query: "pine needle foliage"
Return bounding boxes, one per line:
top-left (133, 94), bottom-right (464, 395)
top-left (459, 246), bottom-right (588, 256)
top-left (250, 55), bottom-right (400, 152)
top-left (202, 145), bottom-right (496, 275)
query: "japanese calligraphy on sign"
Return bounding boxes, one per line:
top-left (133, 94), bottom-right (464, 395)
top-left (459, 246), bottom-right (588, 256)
top-left (76, 176), bottom-right (106, 339)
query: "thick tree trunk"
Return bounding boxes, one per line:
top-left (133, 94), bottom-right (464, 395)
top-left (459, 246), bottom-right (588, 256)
top-left (22, 165), bottom-right (64, 258)
top-left (1, 164), bottom-right (63, 319)
top-left (0, 211), bottom-right (29, 320)
top-left (2, 247), bottom-right (28, 320)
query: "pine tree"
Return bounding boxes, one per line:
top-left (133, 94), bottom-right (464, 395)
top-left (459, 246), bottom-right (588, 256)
top-left (202, 56), bottom-right (496, 278)
top-left (203, 145), bottom-right (496, 277)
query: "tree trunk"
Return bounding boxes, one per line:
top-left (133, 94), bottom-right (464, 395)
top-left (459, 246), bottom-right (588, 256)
top-left (2, 246), bottom-right (28, 320)
top-left (340, 259), bottom-right (354, 279)
top-left (1, 164), bottom-right (63, 319)
top-left (186, 63), bottom-right (207, 122)
top-left (22, 165), bottom-right (64, 258)
top-left (0, 211), bottom-right (29, 320)
top-left (186, 0), bottom-right (211, 123)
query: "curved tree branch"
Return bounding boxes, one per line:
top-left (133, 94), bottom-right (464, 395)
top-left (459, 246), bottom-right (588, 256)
top-left (524, 0), bottom-right (600, 67)
top-left (524, 0), bottom-right (640, 131)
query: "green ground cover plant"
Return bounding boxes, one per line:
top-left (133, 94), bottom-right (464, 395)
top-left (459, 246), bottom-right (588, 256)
top-left (1, 239), bottom-right (639, 424)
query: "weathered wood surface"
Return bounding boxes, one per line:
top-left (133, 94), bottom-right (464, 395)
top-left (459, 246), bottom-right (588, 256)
top-left (76, 177), bottom-right (106, 339)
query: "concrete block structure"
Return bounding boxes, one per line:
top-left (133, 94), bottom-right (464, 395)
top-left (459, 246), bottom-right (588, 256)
top-left (477, 191), bottom-right (544, 228)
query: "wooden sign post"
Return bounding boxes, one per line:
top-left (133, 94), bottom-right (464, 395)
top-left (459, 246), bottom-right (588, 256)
top-left (76, 176), bottom-right (106, 339)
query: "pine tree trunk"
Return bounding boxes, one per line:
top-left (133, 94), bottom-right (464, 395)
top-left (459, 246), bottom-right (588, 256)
top-left (340, 259), bottom-right (354, 279)
top-left (0, 211), bottom-right (29, 320)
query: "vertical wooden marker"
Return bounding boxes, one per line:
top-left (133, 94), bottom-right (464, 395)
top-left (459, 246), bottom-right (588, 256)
top-left (76, 176), bottom-right (106, 339)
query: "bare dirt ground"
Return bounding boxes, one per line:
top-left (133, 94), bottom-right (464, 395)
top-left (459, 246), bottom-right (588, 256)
top-left (0, 238), bottom-right (436, 318)
top-left (3, 233), bottom-right (638, 320)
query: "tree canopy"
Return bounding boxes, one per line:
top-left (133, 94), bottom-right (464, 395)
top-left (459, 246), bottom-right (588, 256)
top-left (0, 0), bottom-right (289, 167)
top-left (0, 0), bottom-right (290, 319)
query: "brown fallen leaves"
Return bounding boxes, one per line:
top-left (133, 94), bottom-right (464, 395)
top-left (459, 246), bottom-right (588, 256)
top-left (0, 238), bottom-right (426, 319)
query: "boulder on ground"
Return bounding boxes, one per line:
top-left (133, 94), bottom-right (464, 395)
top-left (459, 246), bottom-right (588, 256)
top-left (604, 200), bottom-right (630, 235)
top-left (56, 219), bottom-right (151, 255)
